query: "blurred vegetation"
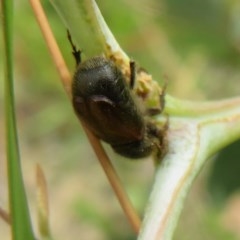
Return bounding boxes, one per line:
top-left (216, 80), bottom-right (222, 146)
top-left (1, 0), bottom-right (240, 239)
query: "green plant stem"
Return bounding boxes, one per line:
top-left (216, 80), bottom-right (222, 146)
top-left (166, 95), bottom-right (240, 117)
top-left (50, 0), bottom-right (100, 57)
top-left (2, 0), bottom-right (35, 239)
top-left (139, 98), bottom-right (240, 240)
top-left (50, 0), bottom-right (128, 61)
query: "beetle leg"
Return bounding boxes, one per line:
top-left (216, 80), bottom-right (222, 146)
top-left (157, 115), bottom-right (169, 159)
top-left (129, 60), bottom-right (136, 89)
top-left (146, 107), bottom-right (162, 116)
top-left (67, 30), bottom-right (81, 66)
top-left (146, 116), bottom-right (169, 160)
top-left (159, 81), bottom-right (168, 113)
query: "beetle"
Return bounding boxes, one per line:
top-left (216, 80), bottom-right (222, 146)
top-left (68, 33), bottom-right (166, 159)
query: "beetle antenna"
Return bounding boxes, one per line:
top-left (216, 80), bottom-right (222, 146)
top-left (129, 60), bottom-right (136, 89)
top-left (67, 30), bottom-right (81, 66)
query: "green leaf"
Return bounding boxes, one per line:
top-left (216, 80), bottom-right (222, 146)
top-left (2, 0), bottom-right (35, 239)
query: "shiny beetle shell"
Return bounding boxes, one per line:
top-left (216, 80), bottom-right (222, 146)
top-left (72, 56), bottom-right (160, 158)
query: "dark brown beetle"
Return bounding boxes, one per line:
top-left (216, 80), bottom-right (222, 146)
top-left (69, 33), bottom-right (165, 159)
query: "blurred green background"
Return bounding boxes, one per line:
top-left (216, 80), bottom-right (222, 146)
top-left (1, 0), bottom-right (240, 239)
